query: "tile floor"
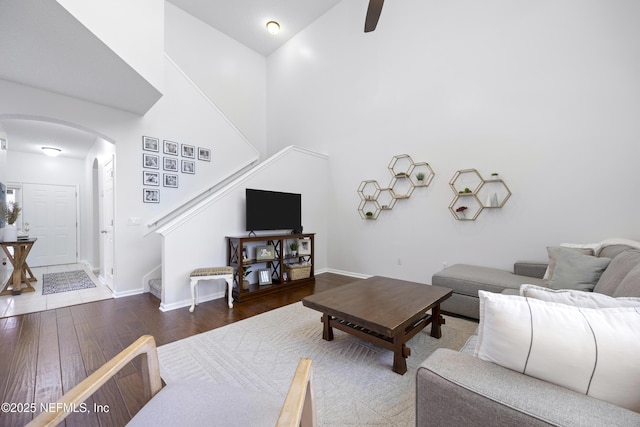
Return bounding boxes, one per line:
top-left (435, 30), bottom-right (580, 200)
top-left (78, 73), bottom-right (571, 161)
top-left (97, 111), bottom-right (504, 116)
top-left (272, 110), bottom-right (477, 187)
top-left (0, 263), bottom-right (113, 318)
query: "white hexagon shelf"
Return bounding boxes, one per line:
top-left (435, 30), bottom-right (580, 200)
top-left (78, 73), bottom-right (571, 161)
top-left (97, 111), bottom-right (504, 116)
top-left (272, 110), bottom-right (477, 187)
top-left (449, 195), bottom-right (483, 221)
top-left (388, 154), bottom-right (414, 178)
top-left (358, 199), bottom-right (381, 220)
top-left (377, 188), bottom-right (397, 210)
top-left (410, 162), bottom-right (435, 187)
top-left (389, 175), bottom-right (415, 199)
top-left (358, 180), bottom-right (381, 201)
top-left (358, 154), bottom-right (435, 219)
top-left (478, 178), bottom-right (512, 208)
top-left (449, 169), bottom-right (484, 195)
top-left (448, 169), bottom-right (512, 220)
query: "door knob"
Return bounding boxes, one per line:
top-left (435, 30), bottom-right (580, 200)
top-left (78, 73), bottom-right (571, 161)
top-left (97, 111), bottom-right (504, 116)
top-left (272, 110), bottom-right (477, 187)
top-left (101, 230), bottom-right (108, 234)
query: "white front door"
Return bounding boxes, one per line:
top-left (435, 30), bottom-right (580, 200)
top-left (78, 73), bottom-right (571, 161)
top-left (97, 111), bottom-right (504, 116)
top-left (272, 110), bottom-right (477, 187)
top-left (23, 183), bottom-right (78, 267)
top-left (101, 158), bottom-right (115, 288)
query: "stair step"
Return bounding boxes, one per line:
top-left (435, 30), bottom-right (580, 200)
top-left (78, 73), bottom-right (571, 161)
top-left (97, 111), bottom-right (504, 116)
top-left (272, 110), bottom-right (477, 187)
top-left (149, 278), bottom-right (162, 299)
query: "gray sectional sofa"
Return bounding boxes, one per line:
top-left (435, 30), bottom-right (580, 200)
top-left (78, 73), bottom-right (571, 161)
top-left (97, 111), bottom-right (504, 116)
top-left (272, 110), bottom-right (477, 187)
top-left (417, 243), bottom-right (640, 426)
top-left (432, 243), bottom-right (639, 319)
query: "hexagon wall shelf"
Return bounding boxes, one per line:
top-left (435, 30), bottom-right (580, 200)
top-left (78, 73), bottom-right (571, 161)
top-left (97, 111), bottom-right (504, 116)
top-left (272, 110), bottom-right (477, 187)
top-left (357, 154), bottom-right (435, 220)
top-left (448, 169), bottom-right (512, 221)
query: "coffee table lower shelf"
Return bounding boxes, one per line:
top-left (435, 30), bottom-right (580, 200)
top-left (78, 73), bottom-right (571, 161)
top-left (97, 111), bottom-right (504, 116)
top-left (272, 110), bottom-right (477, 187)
top-left (320, 310), bottom-right (445, 375)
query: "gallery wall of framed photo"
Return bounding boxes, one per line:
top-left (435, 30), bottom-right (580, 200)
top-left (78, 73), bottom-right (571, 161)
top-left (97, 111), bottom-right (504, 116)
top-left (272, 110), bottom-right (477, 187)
top-left (141, 135), bottom-right (211, 203)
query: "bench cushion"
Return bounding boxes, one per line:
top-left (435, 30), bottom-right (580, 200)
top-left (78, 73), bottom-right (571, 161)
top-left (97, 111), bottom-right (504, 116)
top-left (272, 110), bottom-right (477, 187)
top-left (190, 266), bottom-right (234, 277)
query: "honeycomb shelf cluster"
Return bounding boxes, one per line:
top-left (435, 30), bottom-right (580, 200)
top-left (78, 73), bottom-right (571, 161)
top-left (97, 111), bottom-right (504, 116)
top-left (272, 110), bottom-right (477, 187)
top-left (448, 169), bottom-right (512, 221)
top-left (358, 154), bottom-right (435, 220)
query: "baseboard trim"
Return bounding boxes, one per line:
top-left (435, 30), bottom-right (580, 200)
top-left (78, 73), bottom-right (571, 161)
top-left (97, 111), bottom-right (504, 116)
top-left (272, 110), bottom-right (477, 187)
top-left (112, 288), bottom-right (144, 298)
top-left (159, 290), bottom-right (225, 312)
top-left (325, 268), bottom-right (371, 279)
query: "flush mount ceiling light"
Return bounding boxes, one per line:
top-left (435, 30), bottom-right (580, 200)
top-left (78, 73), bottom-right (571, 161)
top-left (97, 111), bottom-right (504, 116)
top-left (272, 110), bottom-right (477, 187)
top-left (266, 20), bottom-right (280, 35)
top-left (42, 146), bottom-right (62, 157)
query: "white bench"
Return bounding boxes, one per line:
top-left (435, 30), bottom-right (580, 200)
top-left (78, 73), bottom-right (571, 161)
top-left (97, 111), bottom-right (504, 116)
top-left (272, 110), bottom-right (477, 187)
top-left (189, 267), bottom-right (234, 311)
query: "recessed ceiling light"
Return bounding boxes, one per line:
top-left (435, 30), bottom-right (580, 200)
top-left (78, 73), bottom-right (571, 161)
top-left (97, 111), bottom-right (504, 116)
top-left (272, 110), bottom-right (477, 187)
top-left (266, 21), bottom-right (280, 35)
top-left (42, 147), bottom-right (62, 157)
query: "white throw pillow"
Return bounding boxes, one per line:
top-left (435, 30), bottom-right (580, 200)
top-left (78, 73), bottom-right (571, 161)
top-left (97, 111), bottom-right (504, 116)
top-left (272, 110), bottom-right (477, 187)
top-left (520, 284), bottom-right (640, 309)
top-left (474, 291), bottom-right (640, 412)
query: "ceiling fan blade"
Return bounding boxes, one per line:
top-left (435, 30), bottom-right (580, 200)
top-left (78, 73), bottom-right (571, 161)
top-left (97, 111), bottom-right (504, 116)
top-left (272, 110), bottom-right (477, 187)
top-left (364, 0), bottom-right (384, 33)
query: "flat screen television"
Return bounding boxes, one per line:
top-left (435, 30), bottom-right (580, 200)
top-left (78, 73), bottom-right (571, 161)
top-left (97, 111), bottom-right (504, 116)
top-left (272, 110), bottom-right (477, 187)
top-left (245, 188), bottom-right (302, 232)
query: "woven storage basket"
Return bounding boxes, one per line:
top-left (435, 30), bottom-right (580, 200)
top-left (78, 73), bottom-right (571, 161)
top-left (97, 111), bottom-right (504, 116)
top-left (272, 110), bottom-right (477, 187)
top-left (285, 264), bottom-right (311, 280)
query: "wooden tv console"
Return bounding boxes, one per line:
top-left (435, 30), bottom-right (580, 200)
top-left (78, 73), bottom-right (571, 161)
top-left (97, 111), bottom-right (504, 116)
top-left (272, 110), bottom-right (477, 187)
top-left (226, 233), bottom-right (315, 303)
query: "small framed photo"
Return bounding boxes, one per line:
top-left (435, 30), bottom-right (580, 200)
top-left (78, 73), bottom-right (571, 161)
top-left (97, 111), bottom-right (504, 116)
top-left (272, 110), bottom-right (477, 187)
top-left (181, 144), bottom-right (195, 158)
top-left (164, 157), bottom-right (178, 171)
top-left (198, 147), bottom-right (211, 161)
top-left (143, 136), bottom-right (159, 152)
top-left (143, 188), bottom-right (160, 203)
top-left (163, 173), bottom-right (178, 188)
top-left (256, 245), bottom-right (275, 261)
top-left (298, 238), bottom-right (311, 256)
top-left (163, 140), bottom-right (179, 156)
top-left (143, 153), bottom-right (159, 169)
top-left (258, 269), bottom-right (272, 285)
top-left (181, 160), bottom-right (195, 174)
top-left (143, 171), bottom-right (159, 186)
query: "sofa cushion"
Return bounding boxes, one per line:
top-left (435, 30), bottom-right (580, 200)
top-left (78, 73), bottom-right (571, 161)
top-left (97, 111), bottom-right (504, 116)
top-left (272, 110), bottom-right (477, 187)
top-left (127, 381), bottom-right (283, 427)
top-left (544, 245), bottom-right (596, 279)
top-left (547, 247), bottom-right (611, 291)
top-left (432, 264), bottom-right (546, 297)
top-left (475, 291), bottom-right (640, 412)
top-left (520, 284), bottom-right (640, 308)
top-left (613, 263), bottom-right (640, 298)
top-left (594, 249), bottom-right (640, 296)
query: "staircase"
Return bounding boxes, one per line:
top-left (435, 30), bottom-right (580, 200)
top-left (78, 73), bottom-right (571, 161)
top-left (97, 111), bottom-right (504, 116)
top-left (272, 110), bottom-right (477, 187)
top-left (149, 278), bottom-right (162, 300)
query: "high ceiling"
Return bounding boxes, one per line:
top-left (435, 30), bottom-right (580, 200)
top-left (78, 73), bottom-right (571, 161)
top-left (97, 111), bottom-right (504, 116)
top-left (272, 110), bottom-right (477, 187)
top-left (167, 0), bottom-right (344, 56)
top-left (1, 0), bottom-right (347, 159)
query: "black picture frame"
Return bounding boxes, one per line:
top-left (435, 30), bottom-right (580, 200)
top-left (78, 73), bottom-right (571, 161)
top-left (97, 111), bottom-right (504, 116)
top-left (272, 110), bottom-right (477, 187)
top-left (198, 147), bottom-right (211, 161)
top-left (143, 153), bottom-right (159, 169)
top-left (143, 171), bottom-right (159, 186)
top-left (181, 160), bottom-right (195, 174)
top-left (163, 173), bottom-right (178, 188)
top-left (163, 140), bottom-right (179, 156)
top-left (142, 136), bottom-right (159, 152)
top-left (143, 188), bottom-right (160, 203)
top-left (164, 157), bottom-right (178, 172)
top-left (181, 144), bottom-right (195, 158)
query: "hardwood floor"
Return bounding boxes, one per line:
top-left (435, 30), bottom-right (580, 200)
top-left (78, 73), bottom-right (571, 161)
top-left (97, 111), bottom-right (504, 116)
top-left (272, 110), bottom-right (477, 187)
top-left (0, 272), bottom-right (355, 427)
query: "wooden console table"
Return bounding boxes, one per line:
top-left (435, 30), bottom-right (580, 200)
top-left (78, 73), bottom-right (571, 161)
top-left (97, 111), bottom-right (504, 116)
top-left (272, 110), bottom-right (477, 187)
top-left (1, 238), bottom-right (38, 296)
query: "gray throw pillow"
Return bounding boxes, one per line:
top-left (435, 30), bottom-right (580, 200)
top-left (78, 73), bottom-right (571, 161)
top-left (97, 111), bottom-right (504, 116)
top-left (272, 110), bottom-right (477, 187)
top-left (548, 247), bottom-right (611, 291)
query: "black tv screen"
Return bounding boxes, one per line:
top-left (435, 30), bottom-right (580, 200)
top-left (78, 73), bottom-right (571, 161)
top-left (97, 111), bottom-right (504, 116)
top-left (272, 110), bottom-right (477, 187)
top-left (245, 188), bottom-right (302, 232)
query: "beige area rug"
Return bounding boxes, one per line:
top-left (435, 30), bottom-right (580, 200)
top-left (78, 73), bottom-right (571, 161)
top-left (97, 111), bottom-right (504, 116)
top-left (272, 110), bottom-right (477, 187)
top-left (157, 302), bottom-right (477, 426)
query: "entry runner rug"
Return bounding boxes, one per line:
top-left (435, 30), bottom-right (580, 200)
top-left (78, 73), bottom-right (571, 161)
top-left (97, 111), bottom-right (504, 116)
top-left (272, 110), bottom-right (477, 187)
top-left (42, 270), bottom-right (96, 295)
top-left (158, 301), bottom-right (477, 426)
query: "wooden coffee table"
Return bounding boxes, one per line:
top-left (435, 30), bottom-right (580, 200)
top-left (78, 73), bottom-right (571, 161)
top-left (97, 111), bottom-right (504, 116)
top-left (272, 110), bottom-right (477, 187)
top-left (302, 276), bottom-right (452, 375)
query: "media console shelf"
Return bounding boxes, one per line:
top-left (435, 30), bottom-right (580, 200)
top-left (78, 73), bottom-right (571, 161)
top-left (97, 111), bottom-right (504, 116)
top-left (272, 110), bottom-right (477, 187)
top-left (227, 233), bottom-right (315, 303)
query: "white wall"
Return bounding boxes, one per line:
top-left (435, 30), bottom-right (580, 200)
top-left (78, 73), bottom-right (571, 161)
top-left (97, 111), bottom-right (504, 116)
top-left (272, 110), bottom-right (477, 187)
top-left (165, 3), bottom-right (267, 158)
top-left (0, 50), bottom-right (259, 296)
top-left (56, 0), bottom-right (165, 93)
top-left (267, 0), bottom-right (640, 282)
top-left (159, 146), bottom-right (328, 310)
top-left (7, 151), bottom-right (84, 187)
top-left (81, 137), bottom-right (115, 269)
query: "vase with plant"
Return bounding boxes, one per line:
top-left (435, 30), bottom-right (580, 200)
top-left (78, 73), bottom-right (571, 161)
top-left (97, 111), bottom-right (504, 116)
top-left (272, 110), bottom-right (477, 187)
top-left (0, 202), bottom-right (21, 242)
top-left (416, 172), bottom-right (425, 183)
top-left (365, 211), bottom-right (374, 219)
top-left (242, 265), bottom-right (252, 289)
top-left (455, 206), bottom-right (468, 219)
top-left (289, 241), bottom-right (299, 257)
